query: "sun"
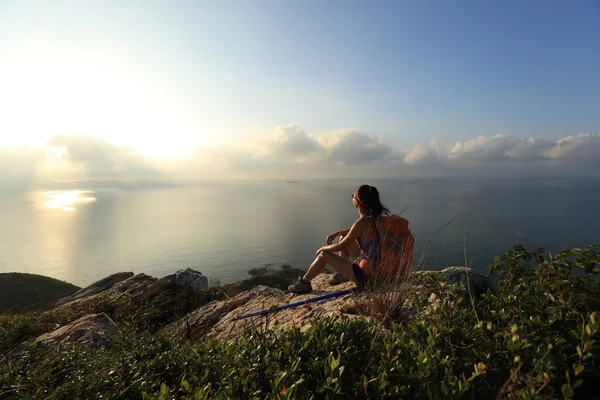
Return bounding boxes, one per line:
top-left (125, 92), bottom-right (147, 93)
top-left (0, 39), bottom-right (213, 158)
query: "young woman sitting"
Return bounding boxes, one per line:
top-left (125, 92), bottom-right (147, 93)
top-left (288, 184), bottom-right (414, 294)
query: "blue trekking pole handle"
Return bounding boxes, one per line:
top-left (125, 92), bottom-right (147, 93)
top-left (233, 289), bottom-right (352, 321)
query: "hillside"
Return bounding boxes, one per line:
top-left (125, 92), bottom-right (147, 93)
top-left (0, 272), bottom-right (80, 314)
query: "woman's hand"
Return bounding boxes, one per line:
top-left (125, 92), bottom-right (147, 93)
top-left (326, 232), bottom-right (339, 245)
top-left (316, 246), bottom-right (332, 257)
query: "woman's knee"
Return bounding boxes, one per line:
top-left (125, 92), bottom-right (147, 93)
top-left (320, 251), bottom-right (345, 266)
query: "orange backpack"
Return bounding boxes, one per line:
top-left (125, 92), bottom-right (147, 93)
top-left (375, 214), bottom-right (415, 277)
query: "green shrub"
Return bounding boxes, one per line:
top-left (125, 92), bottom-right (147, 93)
top-left (0, 244), bottom-right (598, 399)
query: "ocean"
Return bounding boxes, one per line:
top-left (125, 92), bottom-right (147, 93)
top-left (1, 178), bottom-right (598, 287)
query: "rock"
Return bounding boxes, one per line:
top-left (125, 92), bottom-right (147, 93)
top-left (175, 268), bottom-right (208, 292)
top-left (222, 265), bottom-right (306, 296)
top-left (127, 270), bottom-right (208, 329)
top-left (6, 313), bottom-right (120, 359)
top-left (104, 273), bottom-right (158, 300)
top-left (35, 313), bottom-right (119, 350)
top-left (442, 267), bottom-right (494, 298)
top-left (56, 272), bottom-right (134, 306)
top-left (413, 266), bottom-right (495, 302)
top-left (165, 274), bottom-right (361, 341)
top-left (56, 273), bottom-right (157, 309)
top-left (156, 268), bottom-right (208, 294)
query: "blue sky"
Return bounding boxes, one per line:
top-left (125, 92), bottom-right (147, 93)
top-left (0, 0), bottom-right (599, 182)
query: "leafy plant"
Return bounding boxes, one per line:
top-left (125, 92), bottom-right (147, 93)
top-left (0, 244), bottom-right (598, 399)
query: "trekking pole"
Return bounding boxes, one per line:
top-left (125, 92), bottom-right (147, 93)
top-left (233, 289), bottom-right (352, 321)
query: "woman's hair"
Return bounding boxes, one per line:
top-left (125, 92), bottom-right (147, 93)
top-left (355, 184), bottom-right (390, 217)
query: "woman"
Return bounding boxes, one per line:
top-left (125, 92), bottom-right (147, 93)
top-left (288, 184), bottom-right (413, 294)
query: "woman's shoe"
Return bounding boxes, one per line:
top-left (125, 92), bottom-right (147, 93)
top-left (328, 273), bottom-right (349, 285)
top-left (288, 277), bottom-right (313, 293)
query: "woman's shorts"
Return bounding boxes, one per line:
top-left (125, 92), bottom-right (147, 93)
top-left (352, 263), bottom-right (373, 291)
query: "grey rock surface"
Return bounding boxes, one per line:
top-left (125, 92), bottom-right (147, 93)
top-left (35, 313), bottom-right (119, 349)
top-left (56, 272), bottom-right (134, 306)
top-left (156, 268), bottom-right (208, 293)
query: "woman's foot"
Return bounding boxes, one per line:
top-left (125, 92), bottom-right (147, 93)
top-left (288, 277), bottom-right (313, 293)
top-left (328, 273), bottom-right (349, 285)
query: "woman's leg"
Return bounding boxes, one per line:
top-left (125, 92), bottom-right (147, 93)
top-left (304, 251), bottom-right (357, 283)
top-left (330, 238), bottom-right (361, 284)
top-left (338, 237), bottom-right (360, 261)
top-left (347, 240), bottom-right (361, 262)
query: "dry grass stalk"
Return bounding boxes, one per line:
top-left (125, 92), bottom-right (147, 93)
top-left (352, 244), bottom-right (422, 327)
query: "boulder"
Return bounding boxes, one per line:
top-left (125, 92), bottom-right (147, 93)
top-left (175, 268), bottom-right (209, 292)
top-left (35, 313), bottom-right (118, 350)
top-left (155, 268), bottom-right (208, 294)
top-left (442, 266), bottom-right (494, 298)
top-left (19, 313), bottom-right (119, 354)
top-left (56, 272), bottom-right (134, 306)
top-left (413, 266), bottom-right (495, 310)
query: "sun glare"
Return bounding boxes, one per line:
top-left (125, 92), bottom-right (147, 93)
top-left (40, 191), bottom-right (97, 212)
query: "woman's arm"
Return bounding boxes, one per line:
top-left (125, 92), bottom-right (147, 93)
top-left (318, 220), bottom-right (366, 255)
top-left (326, 228), bottom-right (350, 244)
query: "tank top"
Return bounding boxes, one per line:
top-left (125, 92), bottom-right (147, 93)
top-left (356, 216), bottom-right (380, 274)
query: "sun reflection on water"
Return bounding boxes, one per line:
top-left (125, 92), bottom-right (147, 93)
top-left (39, 191), bottom-right (97, 211)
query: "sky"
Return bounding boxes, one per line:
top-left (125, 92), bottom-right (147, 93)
top-left (1, 0), bottom-right (599, 186)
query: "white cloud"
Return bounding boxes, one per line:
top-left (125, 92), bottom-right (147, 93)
top-left (450, 134), bottom-right (528, 162)
top-left (320, 130), bottom-right (393, 166)
top-left (1, 127), bottom-right (598, 186)
top-left (48, 134), bottom-right (165, 180)
top-left (265, 123), bottom-right (320, 162)
top-left (188, 125), bottom-right (394, 175)
top-left (403, 138), bottom-right (446, 165)
top-left (543, 133), bottom-right (600, 161)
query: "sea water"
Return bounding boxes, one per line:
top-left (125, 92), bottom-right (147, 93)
top-left (0, 178), bottom-right (598, 287)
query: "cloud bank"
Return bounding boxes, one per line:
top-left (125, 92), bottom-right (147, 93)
top-left (1, 125), bottom-right (599, 188)
top-left (48, 134), bottom-right (165, 179)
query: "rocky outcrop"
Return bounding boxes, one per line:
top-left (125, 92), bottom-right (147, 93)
top-left (53, 270), bottom-right (208, 330)
top-left (56, 270), bottom-right (208, 310)
top-left (35, 313), bottom-right (119, 349)
top-left (56, 273), bottom-right (157, 309)
top-left (165, 267), bottom-right (494, 342)
top-left (40, 265), bottom-right (494, 346)
top-left (165, 274), bottom-right (360, 341)
top-left (56, 272), bottom-right (134, 307)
